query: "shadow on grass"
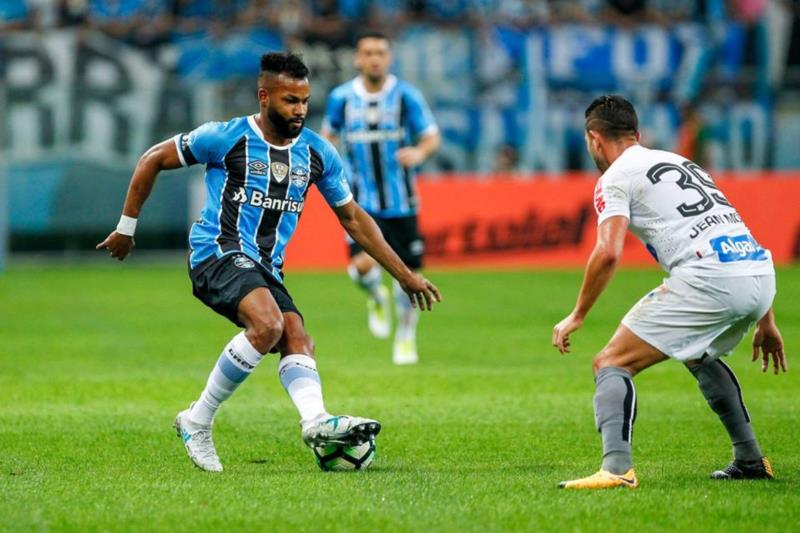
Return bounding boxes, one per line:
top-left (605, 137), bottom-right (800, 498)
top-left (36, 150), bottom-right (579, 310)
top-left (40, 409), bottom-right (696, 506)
top-left (244, 458), bottom-right (557, 476)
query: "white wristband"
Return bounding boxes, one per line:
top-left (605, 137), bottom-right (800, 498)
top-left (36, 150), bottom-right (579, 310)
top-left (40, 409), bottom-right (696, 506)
top-left (116, 215), bottom-right (138, 237)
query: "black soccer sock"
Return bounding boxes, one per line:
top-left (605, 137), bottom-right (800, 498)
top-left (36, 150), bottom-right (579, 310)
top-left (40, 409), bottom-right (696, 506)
top-left (689, 357), bottom-right (762, 463)
top-left (594, 366), bottom-right (637, 475)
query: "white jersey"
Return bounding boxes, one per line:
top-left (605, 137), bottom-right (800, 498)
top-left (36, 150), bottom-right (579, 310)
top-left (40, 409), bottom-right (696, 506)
top-left (594, 145), bottom-right (774, 278)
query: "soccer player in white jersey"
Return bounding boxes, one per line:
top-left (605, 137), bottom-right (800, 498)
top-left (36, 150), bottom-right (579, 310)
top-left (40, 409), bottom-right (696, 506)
top-left (322, 32), bottom-right (441, 365)
top-left (552, 95), bottom-right (787, 489)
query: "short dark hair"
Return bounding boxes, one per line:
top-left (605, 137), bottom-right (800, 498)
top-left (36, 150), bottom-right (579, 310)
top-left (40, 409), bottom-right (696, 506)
top-left (585, 95), bottom-right (638, 139)
top-left (356, 31), bottom-right (390, 46)
top-left (260, 52), bottom-right (309, 79)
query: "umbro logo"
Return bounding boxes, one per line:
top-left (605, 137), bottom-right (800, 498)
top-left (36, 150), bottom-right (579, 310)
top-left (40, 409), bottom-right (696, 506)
top-left (248, 160), bottom-right (268, 176)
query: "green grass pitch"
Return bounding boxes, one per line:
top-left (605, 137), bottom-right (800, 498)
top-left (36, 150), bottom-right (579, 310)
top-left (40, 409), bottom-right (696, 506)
top-left (1, 264), bottom-right (798, 531)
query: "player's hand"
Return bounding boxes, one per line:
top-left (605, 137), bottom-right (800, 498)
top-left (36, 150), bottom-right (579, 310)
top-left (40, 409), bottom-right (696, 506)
top-left (552, 311), bottom-right (584, 354)
top-left (399, 273), bottom-right (441, 311)
top-left (396, 147), bottom-right (426, 168)
top-left (752, 320), bottom-right (787, 374)
top-left (96, 231), bottom-right (135, 261)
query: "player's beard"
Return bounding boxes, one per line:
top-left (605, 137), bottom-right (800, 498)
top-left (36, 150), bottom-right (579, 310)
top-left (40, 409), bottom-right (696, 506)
top-left (268, 107), bottom-right (305, 138)
top-left (365, 72), bottom-right (385, 86)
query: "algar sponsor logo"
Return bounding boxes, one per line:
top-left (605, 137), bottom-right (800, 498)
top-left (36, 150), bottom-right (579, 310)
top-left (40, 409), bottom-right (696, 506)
top-left (710, 234), bottom-right (768, 262)
top-left (230, 187), bottom-right (304, 213)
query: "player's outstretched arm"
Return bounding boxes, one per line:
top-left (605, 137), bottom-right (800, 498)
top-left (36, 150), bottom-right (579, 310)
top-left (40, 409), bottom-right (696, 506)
top-left (552, 215), bottom-right (628, 354)
top-left (334, 201), bottom-right (441, 311)
top-left (752, 308), bottom-right (788, 374)
top-left (96, 139), bottom-right (184, 261)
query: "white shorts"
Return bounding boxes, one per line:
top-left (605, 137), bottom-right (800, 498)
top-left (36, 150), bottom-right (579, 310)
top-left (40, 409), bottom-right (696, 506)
top-left (621, 273), bottom-right (776, 362)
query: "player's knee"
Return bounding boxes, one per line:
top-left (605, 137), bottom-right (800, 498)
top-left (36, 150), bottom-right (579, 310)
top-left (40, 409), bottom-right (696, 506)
top-left (351, 254), bottom-right (376, 276)
top-left (592, 351), bottom-right (612, 374)
top-left (280, 332), bottom-right (315, 357)
top-left (247, 315), bottom-right (285, 353)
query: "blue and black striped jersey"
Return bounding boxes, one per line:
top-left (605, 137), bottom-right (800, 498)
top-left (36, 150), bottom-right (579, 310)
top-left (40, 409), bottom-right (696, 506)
top-left (322, 75), bottom-right (438, 218)
top-left (175, 115), bottom-right (353, 282)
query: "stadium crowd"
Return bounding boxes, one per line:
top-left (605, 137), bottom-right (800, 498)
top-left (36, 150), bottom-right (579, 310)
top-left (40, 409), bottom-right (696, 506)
top-left (3, 0), bottom-right (800, 172)
top-left (0, 1), bottom-right (794, 49)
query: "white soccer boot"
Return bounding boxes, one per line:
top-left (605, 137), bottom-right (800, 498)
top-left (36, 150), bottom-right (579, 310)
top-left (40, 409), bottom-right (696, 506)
top-left (392, 337), bottom-right (418, 365)
top-left (367, 285), bottom-right (391, 339)
top-left (173, 405), bottom-right (223, 472)
top-left (301, 414), bottom-right (381, 447)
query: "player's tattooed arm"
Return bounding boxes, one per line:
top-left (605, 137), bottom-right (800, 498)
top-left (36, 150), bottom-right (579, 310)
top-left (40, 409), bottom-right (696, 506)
top-left (96, 139), bottom-right (184, 261)
top-left (552, 215), bottom-right (628, 354)
top-left (752, 308), bottom-right (788, 375)
top-left (334, 201), bottom-right (442, 311)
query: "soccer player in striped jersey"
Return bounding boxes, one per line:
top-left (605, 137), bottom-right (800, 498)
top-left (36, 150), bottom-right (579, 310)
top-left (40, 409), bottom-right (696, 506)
top-left (97, 52), bottom-right (441, 472)
top-left (322, 32), bottom-right (441, 365)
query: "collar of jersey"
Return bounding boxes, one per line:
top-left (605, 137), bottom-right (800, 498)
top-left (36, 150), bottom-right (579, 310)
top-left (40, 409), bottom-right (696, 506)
top-left (247, 115), bottom-right (302, 150)
top-left (353, 74), bottom-right (398, 101)
top-left (602, 143), bottom-right (644, 177)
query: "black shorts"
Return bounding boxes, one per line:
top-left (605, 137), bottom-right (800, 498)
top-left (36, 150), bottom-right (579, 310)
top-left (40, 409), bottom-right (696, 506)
top-left (189, 253), bottom-right (301, 328)
top-left (348, 215), bottom-right (424, 269)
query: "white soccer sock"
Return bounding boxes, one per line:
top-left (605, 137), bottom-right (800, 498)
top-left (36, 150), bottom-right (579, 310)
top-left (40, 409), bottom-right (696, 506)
top-left (393, 279), bottom-right (419, 342)
top-left (278, 354), bottom-right (328, 425)
top-left (189, 332), bottom-right (264, 426)
top-left (348, 264), bottom-right (384, 301)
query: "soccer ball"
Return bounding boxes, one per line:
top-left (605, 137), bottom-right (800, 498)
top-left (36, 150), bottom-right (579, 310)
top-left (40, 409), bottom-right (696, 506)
top-left (312, 438), bottom-right (376, 471)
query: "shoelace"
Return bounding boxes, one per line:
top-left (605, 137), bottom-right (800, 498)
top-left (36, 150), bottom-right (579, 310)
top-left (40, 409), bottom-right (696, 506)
top-left (191, 429), bottom-right (219, 461)
top-left (720, 462), bottom-right (744, 476)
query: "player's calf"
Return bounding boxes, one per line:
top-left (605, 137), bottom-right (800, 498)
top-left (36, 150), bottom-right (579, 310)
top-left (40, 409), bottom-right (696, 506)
top-left (688, 357), bottom-right (764, 464)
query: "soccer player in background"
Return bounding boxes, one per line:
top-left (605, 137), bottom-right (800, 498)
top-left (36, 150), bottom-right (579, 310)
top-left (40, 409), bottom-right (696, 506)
top-left (551, 95), bottom-right (787, 489)
top-left (322, 32), bottom-right (441, 365)
top-left (97, 52), bottom-right (441, 472)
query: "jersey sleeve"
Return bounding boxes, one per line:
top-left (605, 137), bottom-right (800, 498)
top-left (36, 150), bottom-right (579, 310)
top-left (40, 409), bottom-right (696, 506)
top-left (594, 167), bottom-right (632, 225)
top-left (315, 141), bottom-right (354, 208)
top-left (402, 85), bottom-right (438, 138)
top-left (172, 122), bottom-right (224, 167)
top-left (320, 89), bottom-right (346, 137)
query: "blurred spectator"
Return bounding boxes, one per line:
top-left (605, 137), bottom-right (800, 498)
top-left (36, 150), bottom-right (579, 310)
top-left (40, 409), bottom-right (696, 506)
top-left (549, 0), bottom-right (605, 24)
top-left (170, 0), bottom-right (234, 37)
top-left (423, 0), bottom-right (470, 23)
top-left (302, 0), bottom-right (350, 46)
top-left (0, 0), bottom-right (31, 28)
top-left (676, 103), bottom-right (711, 167)
top-left (494, 144), bottom-right (519, 172)
top-left (87, 0), bottom-right (172, 48)
top-left (482, 0), bottom-right (548, 28)
top-left (366, 0), bottom-right (409, 29)
top-left (786, 1), bottom-right (800, 70)
top-left (648, 0), bottom-right (697, 23)
top-left (25, 0), bottom-right (88, 29)
top-left (602, 0), bottom-right (667, 26)
top-left (55, 0), bottom-right (90, 27)
top-left (235, 0), bottom-right (279, 30)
